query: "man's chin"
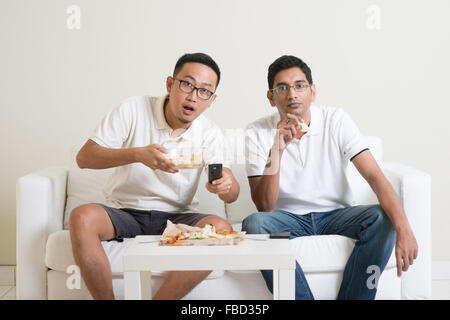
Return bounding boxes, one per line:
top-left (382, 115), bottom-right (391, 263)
top-left (177, 116), bottom-right (193, 125)
top-left (285, 105), bottom-right (309, 116)
top-left (284, 109), bottom-right (303, 117)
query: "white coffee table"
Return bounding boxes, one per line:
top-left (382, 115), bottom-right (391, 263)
top-left (123, 234), bottom-right (296, 300)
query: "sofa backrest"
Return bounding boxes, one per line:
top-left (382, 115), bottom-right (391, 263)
top-left (63, 136), bottom-right (382, 228)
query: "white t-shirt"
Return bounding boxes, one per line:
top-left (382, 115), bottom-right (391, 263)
top-left (90, 95), bottom-right (227, 213)
top-left (245, 105), bottom-right (368, 215)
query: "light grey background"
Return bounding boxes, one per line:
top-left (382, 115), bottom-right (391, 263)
top-left (1, 0), bottom-right (449, 265)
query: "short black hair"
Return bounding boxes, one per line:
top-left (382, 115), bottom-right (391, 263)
top-left (173, 52), bottom-right (221, 89)
top-left (267, 55), bottom-right (313, 89)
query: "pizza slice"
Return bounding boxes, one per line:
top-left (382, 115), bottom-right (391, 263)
top-left (159, 220), bottom-right (246, 246)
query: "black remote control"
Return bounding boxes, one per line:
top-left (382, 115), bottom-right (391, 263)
top-left (208, 163), bottom-right (223, 183)
top-left (269, 231), bottom-right (291, 239)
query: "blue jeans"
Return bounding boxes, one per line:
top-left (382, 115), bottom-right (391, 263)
top-left (242, 205), bottom-right (396, 300)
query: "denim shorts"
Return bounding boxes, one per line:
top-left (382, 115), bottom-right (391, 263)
top-left (97, 204), bottom-right (213, 241)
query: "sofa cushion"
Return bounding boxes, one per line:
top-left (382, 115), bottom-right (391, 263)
top-left (232, 223), bottom-right (396, 273)
top-left (47, 230), bottom-right (396, 282)
top-left (291, 235), bottom-right (356, 273)
top-left (46, 230), bottom-right (224, 279)
top-left (290, 235), bottom-right (395, 273)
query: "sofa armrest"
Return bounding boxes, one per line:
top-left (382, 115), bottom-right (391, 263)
top-left (16, 166), bottom-right (68, 299)
top-left (383, 162), bottom-right (432, 299)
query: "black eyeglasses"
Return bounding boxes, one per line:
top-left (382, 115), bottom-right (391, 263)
top-left (173, 77), bottom-right (215, 100)
top-left (271, 81), bottom-right (311, 95)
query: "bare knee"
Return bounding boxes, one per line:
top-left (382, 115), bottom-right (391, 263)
top-left (69, 204), bottom-right (114, 240)
top-left (196, 216), bottom-right (232, 232)
top-left (70, 204), bottom-right (97, 232)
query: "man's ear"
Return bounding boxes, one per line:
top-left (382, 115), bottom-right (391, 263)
top-left (208, 94), bottom-right (217, 107)
top-left (310, 84), bottom-right (317, 102)
top-left (267, 90), bottom-right (276, 107)
top-left (166, 76), bottom-right (174, 93)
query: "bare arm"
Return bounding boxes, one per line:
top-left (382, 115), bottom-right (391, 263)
top-left (76, 139), bottom-right (178, 173)
top-left (248, 148), bottom-right (282, 212)
top-left (352, 150), bottom-right (418, 277)
top-left (76, 139), bottom-right (139, 169)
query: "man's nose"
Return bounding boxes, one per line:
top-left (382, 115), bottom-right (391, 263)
top-left (186, 89), bottom-right (197, 102)
top-left (287, 86), bottom-right (298, 98)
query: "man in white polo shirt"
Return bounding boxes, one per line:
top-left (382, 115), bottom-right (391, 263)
top-left (242, 55), bottom-right (418, 299)
top-left (70, 53), bottom-right (240, 300)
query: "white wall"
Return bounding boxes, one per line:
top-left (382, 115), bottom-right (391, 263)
top-left (1, 0), bottom-right (449, 265)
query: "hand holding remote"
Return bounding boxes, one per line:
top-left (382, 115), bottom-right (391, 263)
top-left (206, 164), bottom-right (232, 195)
top-left (208, 163), bottom-right (222, 183)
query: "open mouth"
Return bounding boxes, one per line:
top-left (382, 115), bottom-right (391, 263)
top-left (182, 105), bottom-right (195, 115)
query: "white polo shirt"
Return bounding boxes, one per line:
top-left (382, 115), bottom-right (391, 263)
top-left (90, 95), bottom-right (227, 213)
top-left (245, 105), bottom-right (368, 215)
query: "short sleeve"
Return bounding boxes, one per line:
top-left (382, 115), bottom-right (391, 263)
top-left (90, 102), bottom-right (132, 149)
top-left (244, 126), bottom-right (271, 177)
top-left (333, 109), bottom-right (368, 162)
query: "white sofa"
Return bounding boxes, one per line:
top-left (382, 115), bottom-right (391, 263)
top-left (16, 136), bottom-right (432, 300)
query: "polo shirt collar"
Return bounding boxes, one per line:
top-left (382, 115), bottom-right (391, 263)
top-left (304, 105), bottom-right (322, 136)
top-left (154, 95), bottom-right (171, 130)
top-left (153, 95), bottom-right (199, 141)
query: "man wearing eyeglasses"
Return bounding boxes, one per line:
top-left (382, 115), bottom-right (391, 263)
top-left (242, 55), bottom-right (418, 299)
top-left (70, 53), bottom-right (240, 300)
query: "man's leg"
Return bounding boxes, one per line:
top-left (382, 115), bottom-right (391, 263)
top-left (69, 204), bottom-right (116, 300)
top-left (318, 204), bottom-right (396, 300)
top-left (242, 211), bottom-right (315, 300)
top-left (152, 215), bottom-right (232, 300)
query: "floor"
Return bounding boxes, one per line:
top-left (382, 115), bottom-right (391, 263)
top-left (1, 281), bottom-right (450, 300)
top-left (0, 286), bottom-right (15, 300)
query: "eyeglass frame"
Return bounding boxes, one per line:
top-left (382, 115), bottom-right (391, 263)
top-left (270, 81), bottom-right (311, 95)
top-left (172, 77), bottom-right (215, 100)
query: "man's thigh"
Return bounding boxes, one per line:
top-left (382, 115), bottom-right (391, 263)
top-left (242, 210), bottom-right (314, 237)
top-left (96, 204), bottom-right (146, 241)
top-left (100, 206), bottom-right (218, 239)
top-left (317, 204), bottom-right (386, 239)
